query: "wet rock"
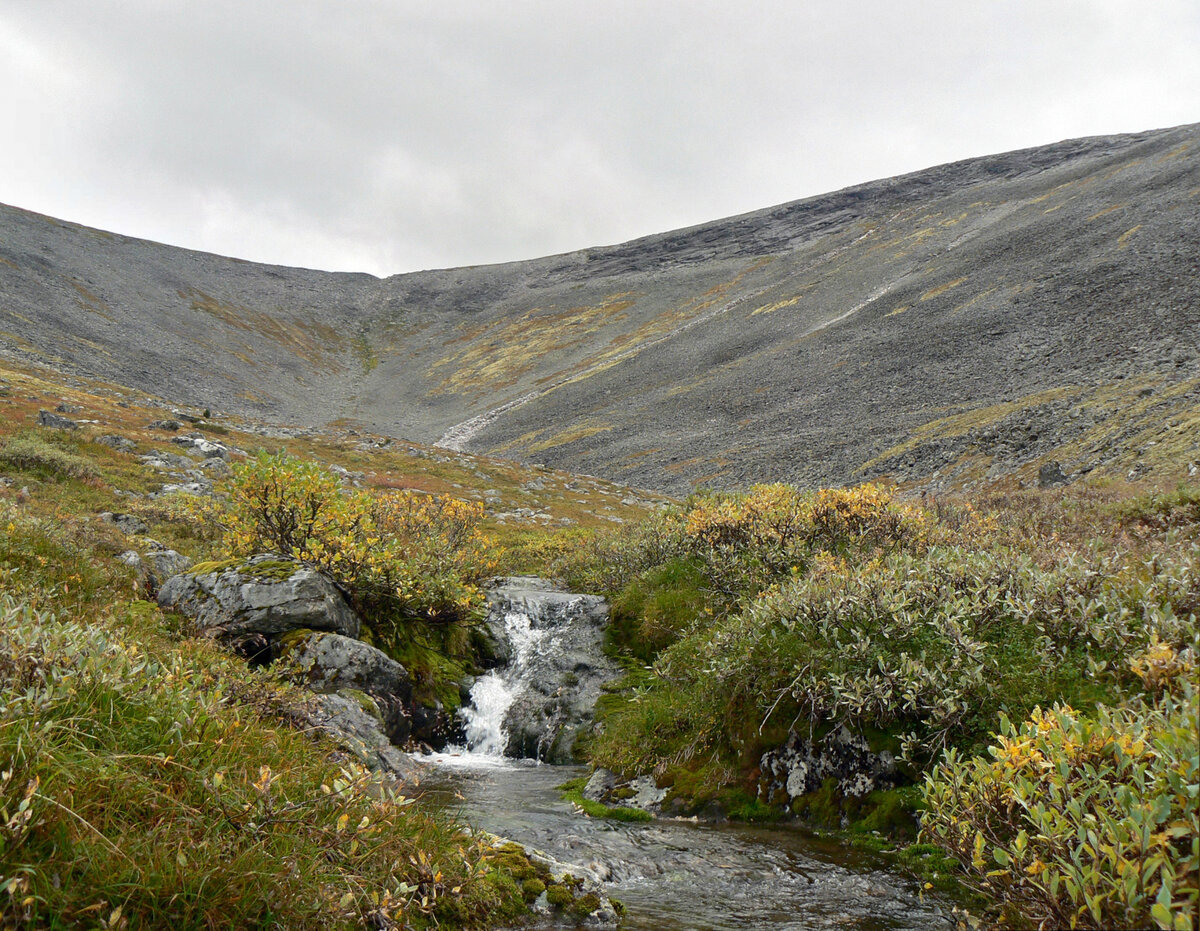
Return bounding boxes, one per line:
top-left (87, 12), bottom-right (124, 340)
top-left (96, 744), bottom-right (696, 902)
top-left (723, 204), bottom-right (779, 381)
top-left (759, 725), bottom-right (898, 805)
top-left (37, 409), bottom-right (78, 430)
top-left (483, 577), bottom-right (622, 763)
top-left (158, 554), bottom-right (361, 644)
top-left (410, 701), bottom-right (465, 751)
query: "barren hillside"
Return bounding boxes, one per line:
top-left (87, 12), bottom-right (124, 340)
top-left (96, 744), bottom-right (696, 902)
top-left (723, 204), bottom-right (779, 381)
top-left (2, 123), bottom-right (1197, 493)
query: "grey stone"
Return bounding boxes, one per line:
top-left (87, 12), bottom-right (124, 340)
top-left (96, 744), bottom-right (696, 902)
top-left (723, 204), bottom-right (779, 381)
top-left (1038, 460), bottom-right (1071, 488)
top-left (99, 511), bottom-right (150, 536)
top-left (37, 409), bottom-right (78, 430)
top-left (277, 631), bottom-right (413, 744)
top-left (146, 419), bottom-right (182, 432)
top-left (96, 434), bottom-right (136, 452)
top-left (157, 554), bottom-right (361, 642)
top-left (301, 692), bottom-right (421, 781)
top-left (119, 547), bottom-right (193, 595)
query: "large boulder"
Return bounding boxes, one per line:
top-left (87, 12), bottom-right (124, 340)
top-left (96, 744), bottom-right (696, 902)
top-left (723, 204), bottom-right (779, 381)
top-left (300, 692), bottom-right (422, 782)
top-left (276, 630), bottom-right (413, 745)
top-left (158, 554), bottom-right (361, 645)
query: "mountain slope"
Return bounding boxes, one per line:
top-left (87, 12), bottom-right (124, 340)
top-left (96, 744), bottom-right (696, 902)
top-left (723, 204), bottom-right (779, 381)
top-left (2, 123), bottom-right (1198, 493)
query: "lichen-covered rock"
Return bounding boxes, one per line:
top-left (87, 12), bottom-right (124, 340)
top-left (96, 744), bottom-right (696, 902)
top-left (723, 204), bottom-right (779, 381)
top-left (582, 767), bottom-right (666, 813)
top-left (759, 724), bottom-right (897, 805)
top-left (157, 554), bottom-right (361, 642)
top-left (276, 630), bottom-right (413, 744)
top-left (119, 547), bottom-right (193, 595)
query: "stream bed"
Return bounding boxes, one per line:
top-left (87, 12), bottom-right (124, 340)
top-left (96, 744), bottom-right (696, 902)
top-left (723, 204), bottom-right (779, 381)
top-left (421, 755), bottom-right (956, 931)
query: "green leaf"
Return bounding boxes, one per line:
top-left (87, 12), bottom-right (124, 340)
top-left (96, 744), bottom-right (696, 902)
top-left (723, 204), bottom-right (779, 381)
top-left (1151, 902), bottom-right (1173, 930)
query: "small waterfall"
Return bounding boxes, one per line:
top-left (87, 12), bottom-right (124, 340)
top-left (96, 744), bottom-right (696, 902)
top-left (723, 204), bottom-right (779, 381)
top-left (458, 609), bottom-right (554, 757)
top-left (433, 577), bottom-right (621, 765)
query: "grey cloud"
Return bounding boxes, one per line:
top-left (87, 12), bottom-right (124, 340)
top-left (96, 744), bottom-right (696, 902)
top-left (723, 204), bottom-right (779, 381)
top-left (1, 0), bottom-right (1196, 275)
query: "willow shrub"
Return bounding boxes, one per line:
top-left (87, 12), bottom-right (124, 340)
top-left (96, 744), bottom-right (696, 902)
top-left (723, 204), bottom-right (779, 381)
top-left (921, 680), bottom-right (1198, 930)
top-left (590, 538), bottom-right (1200, 777)
top-left (208, 452), bottom-right (495, 640)
top-left (556, 483), bottom-right (932, 622)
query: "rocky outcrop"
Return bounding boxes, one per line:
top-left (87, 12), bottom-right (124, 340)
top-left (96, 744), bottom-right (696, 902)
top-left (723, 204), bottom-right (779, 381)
top-left (276, 630), bottom-right (414, 745)
top-left (759, 725), bottom-right (898, 807)
top-left (157, 554), bottom-right (361, 644)
top-left (156, 555), bottom-right (461, 763)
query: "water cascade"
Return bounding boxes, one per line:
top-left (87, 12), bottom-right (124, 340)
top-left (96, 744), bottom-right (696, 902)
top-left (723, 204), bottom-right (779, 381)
top-left (456, 577), bottom-right (621, 763)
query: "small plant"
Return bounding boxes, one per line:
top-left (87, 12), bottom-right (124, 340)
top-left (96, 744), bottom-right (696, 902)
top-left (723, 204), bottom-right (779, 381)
top-left (0, 431), bottom-right (100, 483)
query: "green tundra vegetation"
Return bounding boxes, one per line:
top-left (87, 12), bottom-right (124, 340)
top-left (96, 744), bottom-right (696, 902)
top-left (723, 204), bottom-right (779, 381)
top-left (547, 481), bottom-right (1198, 929)
top-left (0, 359), bottom-right (1196, 929)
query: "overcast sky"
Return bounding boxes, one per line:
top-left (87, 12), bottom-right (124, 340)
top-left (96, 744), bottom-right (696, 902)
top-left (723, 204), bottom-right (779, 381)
top-left (2, 1), bottom-right (1197, 277)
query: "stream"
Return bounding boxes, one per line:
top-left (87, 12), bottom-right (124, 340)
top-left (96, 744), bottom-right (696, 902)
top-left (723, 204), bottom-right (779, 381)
top-left (418, 579), bottom-right (956, 930)
top-left (421, 756), bottom-right (953, 930)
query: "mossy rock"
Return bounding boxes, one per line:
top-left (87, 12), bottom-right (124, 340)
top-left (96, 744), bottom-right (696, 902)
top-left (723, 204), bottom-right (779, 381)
top-left (570, 892), bottom-right (601, 917)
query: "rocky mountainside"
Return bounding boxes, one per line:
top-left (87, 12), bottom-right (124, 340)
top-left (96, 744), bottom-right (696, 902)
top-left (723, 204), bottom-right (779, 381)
top-left (2, 123), bottom-right (1198, 494)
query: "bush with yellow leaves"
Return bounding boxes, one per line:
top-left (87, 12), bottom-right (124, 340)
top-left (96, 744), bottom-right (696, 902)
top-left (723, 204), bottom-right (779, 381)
top-left (211, 452), bottom-right (495, 639)
top-left (921, 689), bottom-right (1199, 930)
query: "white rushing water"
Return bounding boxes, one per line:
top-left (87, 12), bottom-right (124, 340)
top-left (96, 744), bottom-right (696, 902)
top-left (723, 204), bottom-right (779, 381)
top-left (444, 609), bottom-right (560, 763)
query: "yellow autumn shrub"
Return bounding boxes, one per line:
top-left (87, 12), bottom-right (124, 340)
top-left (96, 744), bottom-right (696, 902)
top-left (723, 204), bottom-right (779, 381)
top-left (212, 452), bottom-right (494, 633)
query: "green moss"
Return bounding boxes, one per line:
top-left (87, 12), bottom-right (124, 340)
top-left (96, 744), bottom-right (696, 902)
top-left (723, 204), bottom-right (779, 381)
top-left (544, 884), bottom-right (573, 907)
top-left (341, 688), bottom-right (382, 721)
top-left (570, 892), bottom-right (602, 917)
top-left (187, 558), bottom-right (240, 576)
top-left (722, 789), bottom-right (781, 823)
top-left (791, 777), bottom-right (843, 829)
top-left (521, 878), bottom-right (546, 901)
top-left (559, 784), bottom-right (653, 822)
top-left (849, 787), bottom-right (920, 838)
top-left (275, 628), bottom-right (316, 653)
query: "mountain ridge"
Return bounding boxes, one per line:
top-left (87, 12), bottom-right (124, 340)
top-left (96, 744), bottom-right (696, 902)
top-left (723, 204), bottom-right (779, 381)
top-left (2, 122), bottom-right (1198, 493)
